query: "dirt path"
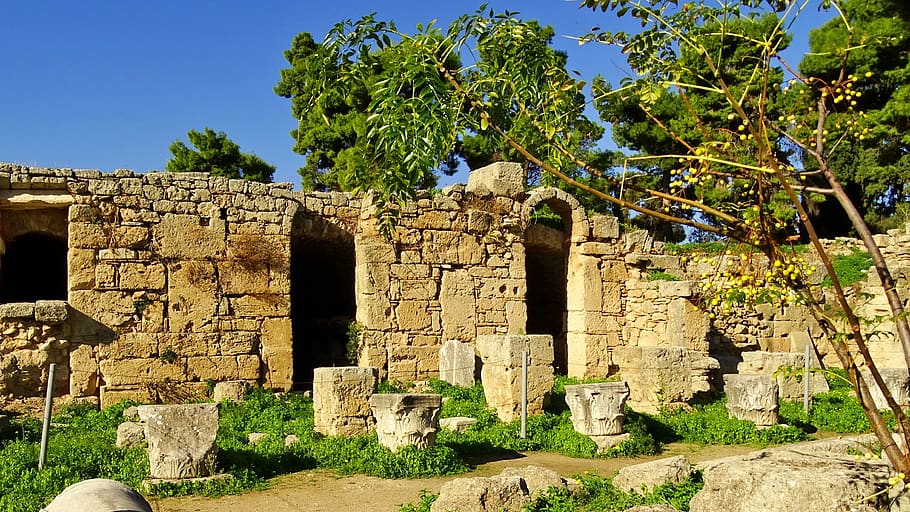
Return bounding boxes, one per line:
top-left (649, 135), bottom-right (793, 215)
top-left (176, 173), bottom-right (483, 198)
top-left (149, 443), bottom-right (756, 512)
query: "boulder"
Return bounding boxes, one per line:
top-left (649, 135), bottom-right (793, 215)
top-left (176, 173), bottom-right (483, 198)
top-left (431, 476), bottom-right (529, 512)
top-left (115, 421), bottom-right (146, 449)
top-left (137, 403), bottom-right (219, 480)
top-left (612, 455), bottom-right (693, 493)
top-left (690, 445), bottom-right (893, 512)
top-left (41, 478), bottom-right (152, 512)
top-left (498, 465), bottom-right (572, 499)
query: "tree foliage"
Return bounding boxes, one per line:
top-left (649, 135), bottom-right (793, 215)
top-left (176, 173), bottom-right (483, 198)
top-left (166, 128), bottom-right (275, 182)
top-left (794, 0), bottom-right (910, 235)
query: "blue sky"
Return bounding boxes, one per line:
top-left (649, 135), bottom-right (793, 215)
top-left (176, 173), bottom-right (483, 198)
top-left (0, 1), bottom-right (834, 189)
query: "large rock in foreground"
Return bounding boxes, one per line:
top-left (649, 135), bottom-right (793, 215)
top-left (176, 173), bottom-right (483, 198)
top-left (690, 439), bottom-right (896, 512)
top-left (431, 465), bottom-right (576, 512)
top-left (41, 478), bottom-right (152, 512)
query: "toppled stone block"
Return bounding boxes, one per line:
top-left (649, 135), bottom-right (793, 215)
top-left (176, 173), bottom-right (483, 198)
top-left (724, 374), bottom-right (779, 427)
top-left (369, 393), bottom-right (442, 452)
top-left (137, 403), bottom-right (219, 480)
top-left (438, 339), bottom-right (476, 387)
top-left (737, 351), bottom-right (829, 401)
top-left (612, 455), bottom-right (693, 493)
top-left (477, 335), bottom-right (554, 422)
top-left (213, 381), bottom-right (248, 403)
top-left (40, 478), bottom-right (153, 512)
top-left (440, 416), bottom-right (478, 432)
top-left (860, 367), bottom-right (910, 410)
top-left (115, 421), bottom-right (146, 449)
top-left (313, 366), bottom-right (378, 436)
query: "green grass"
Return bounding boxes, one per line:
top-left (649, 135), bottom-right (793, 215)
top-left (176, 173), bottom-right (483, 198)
top-left (821, 249), bottom-right (874, 287)
top-left (0, 370), bottom-right (879, 510)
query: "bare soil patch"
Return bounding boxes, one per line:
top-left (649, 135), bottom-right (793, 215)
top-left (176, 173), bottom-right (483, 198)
top-left (149, 443), bottom-right (756, 512)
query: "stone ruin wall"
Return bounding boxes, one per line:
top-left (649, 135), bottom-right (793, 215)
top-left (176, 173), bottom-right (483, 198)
top-left (1, 160), bottom-right (908, 409)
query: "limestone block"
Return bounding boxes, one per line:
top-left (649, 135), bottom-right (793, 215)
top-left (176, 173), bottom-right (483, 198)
top-left (99, 357), bottom-right (186, 387)
top-left (422, 230), bottom-right (484, 265)
top-left (118, 262), bottom-right (166, 290)
top-left (477, 335), bottom-right (554, 422)
top-left (40, 479), bottom-right (153, 512)
top-left (440, 269), bottom-right (477, 342)
top-left (313, 366), bottom-right (378, 436)
top-left (614, 346), bottom-right (719, 413)
top-left (468, 210), bottom-right (494, 233)
top-left (724, 374), bottom-right (779, 427)
top-left (590, 214), bottom-right (620, 240)
top-left (667, 298), bottom-right (710, 351)
top-left (69, 344), bottom-right (98, 397)
top-left (737, 351), bottom-right (829, 401)
top-left (432, 476), bottom-right (528, 512)
top-left (166, 261), bottom-right (219, 332)
top-left (387, 346), bottom-right (440, 382)
top-left (213, 381), bottom-right (249, 403)
top-left (354, 234), bottom-right (396, 264)
top-left (218, 258), bottom-right (270, 295)
top-left (860, 367), bottom-right (910, 410)
top-left (100, 386), bottom-right (156, 409)
top-left (68, 248), bottom-right (96, 290)
top-left (466, 162), bottom-right (524, 199)
top-left (95, 264), bottom-right (117, 288)
top-left (438, 339), bottom-right (476, 387)
top-left (477, 278), bottom-right (525, 300)
top-left (228, 294), bottom-right (289, 317)
top-left (34, 300), bottom-right (68, 324)
top-left (110, 225), bottom-right (150, 249)
top-left (97, 333), bottom-right (158, 360)
top-left (115, 421), bottom-right (146, 448)
top-left (0, 302), bottom-right (34, 320)
top-left (398, 279), bottom-right (438, 300)
top-left (612, 455), bottom-right (693, 494)
top-left (497, 466), bottom-right (574, 500)
top-left (440, 416), bottom-right (478, 432)
top-left (369, 393), bottom-right (442, 452)
top-left (565, 382), bottom-right (629, 437)
top-left (153, 214), bottom-right (226, 259)
top-left (137, 403), bottom-right (219, 479)
top-left (395, 301), bottom-right (432, 330)
top-left (219, 331), bottom-right (259, 356)
top-left (186, 355), bottom-right (259, 382)
top-left (68, 222), bottom-right (108, 249)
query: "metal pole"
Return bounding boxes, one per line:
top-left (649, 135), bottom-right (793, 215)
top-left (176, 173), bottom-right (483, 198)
top-left (520, 346), bottom-right (528, 439)
top-left (38, 363), bottom-right (57, 470)
top-left (804, 344), bottom-right (811, 414)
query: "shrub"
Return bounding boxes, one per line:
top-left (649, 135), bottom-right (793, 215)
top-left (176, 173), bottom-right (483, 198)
top-left (821, 249), bottom-right (873, 287)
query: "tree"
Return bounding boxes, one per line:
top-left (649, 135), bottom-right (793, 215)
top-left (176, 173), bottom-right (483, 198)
top-left (308, 2), bottom-right (910, 474)
top-left (274, 18), bottom-right (606, 195)
top-left (796, 0), bottom-right (910, 236)
top-left (166, 128), bottom-right (275, 183)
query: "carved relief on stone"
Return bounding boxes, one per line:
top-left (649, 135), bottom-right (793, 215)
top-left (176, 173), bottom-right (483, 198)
top-left (724, 374), bottom-right (779, 427)
top-left (565, 381), bottom-right (631, 451)
top-left (369, 393), bottom-right (442, 452)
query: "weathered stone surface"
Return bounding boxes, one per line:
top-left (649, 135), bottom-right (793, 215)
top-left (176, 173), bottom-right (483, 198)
top-left (614, 347), bottom-right (719, 414)
top-left (477, 335), bottom-right (554, 422)
top-left (440, 416), bottom-right (478, 432)
top-left (466, 162), bottom-right (524, 199)
top-left (498, 465), bottom-right (571, 499)
top-left (115, 421), bottom-right (146, 449)
top-left (624, 506), bottom-right (679, 512)
top-left (860, 367), bottom-right (910, 410)
top-left (565, 382), bottom-right (629, 436)
top-left (153, 214), bottom-right (226, 259)
top-left (724, 374), bottom-right (779, 427)
top-left (613, 455), bottom-right (693, 493)
top-left (431, 476), bottom-right (529, 512)
top-left (213, 381), bottom-right (248, 403)
top-left (41, 478), bottom-right (152, 512)
top-left (0, 302), bottom-right (34, 320)
top-left (438, 339), bottom-right (476, 387)
top-left (690, 445), bottom-right (894, 512)
top-left (313, 366), bottom-right (378, 436)
top-left (34, 300), bottom-right (68, 323)
top-left (440, 269), bottom-right (477, 342)
top-left (260, 317), bottom-right (293, 390)
top-left (137, 403), bottom-right (219, 479)
top-left (369, 393), bottom-right (442, 452)
top-left (738, 351), bottom-right (829, 401)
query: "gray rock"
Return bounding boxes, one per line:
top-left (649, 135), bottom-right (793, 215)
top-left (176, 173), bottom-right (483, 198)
top-left (248, 432), bottom-right (268, 445)
top-left (213, 380), bottom-right (248, 403)
top-left (115, 421), bottom-right (146, 449)
top-left (439, 416), bottom-right (478, 432)
top-left (34, 300), bottom-right (68, 324)
top-left (466, 162), bottom-right (524, 199)
top-left (41, 478), bottom-right (152, 512)
top-left (690, 447), bottom-right (892, 512)
top-left (431, 475), bottom-right (529, 512)
top-left (498, 465), bottom-right (570, 499)
top-left (624, 506), bottom-right (679, 512)
top-left (613, 455), bottom-right (693, 494)
top-left (0, 302), bottom-right (34, 320)
top-left (861, 368), bottom-right (910, 410)
top-left (137, 403), bottom-right (219, 479)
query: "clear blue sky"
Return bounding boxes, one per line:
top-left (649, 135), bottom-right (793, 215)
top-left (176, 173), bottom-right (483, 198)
top-left (0, 1), bottom-right (833, 189)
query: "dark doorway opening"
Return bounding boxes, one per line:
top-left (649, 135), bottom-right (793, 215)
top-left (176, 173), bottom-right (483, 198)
top-left (0, 232), bottom-right (67, 303)
top-left (525, 206), bottom-right (569, 374)
top-left (290, 215), bottom-right (356, 390)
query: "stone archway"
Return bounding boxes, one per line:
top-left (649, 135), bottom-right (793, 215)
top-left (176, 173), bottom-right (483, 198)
top-left (521, 188), bottom-right (590, 376)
